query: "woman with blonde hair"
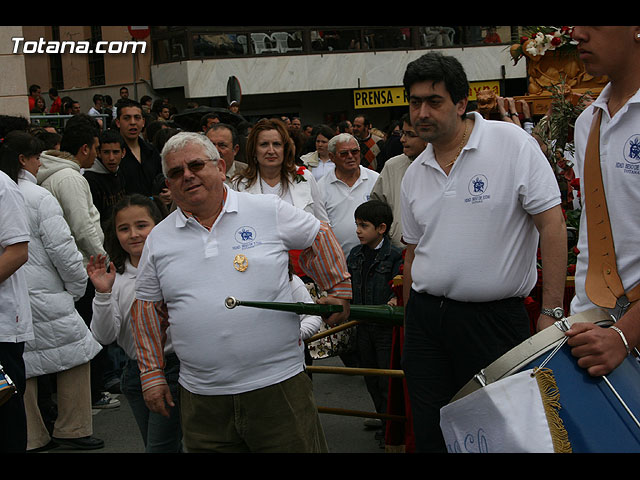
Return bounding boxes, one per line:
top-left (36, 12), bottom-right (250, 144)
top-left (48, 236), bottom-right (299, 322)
top-left (232, 118), bottom-right (327, 222)
top-left (232, 118), bottom-right (328, 275)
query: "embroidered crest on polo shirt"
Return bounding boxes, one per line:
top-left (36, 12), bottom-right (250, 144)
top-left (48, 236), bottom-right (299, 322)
top-left (617, 135), bottom-right (640, 175)
top-left (464, 174), bottom-right (491, 204)
top-left (232, 225), bottom-right (261, 251)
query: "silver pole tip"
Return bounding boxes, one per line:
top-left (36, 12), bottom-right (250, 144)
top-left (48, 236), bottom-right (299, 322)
top-left (225, 297), bottom-right (238, 309)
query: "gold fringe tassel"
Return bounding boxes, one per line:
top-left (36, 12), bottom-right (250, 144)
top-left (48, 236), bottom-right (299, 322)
top-left (533, 367), bottom-right (572, 453)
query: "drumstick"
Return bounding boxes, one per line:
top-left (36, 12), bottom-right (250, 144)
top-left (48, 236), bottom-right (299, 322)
top-left (601, 375), bottom-right (640, 430)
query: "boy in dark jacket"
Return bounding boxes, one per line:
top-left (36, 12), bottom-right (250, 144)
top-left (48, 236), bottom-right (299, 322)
top-left (347, 199), bottom-right (403, 447)
top-left (83, 130), bottom-right (127, 231)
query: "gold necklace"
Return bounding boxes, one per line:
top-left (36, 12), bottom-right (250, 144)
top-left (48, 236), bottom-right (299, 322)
top-left (444, 119), bottom-right (469, 169)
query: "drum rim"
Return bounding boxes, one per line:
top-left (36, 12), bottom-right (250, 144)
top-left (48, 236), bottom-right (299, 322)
top-left (451, 308), bottom-right (612, 402)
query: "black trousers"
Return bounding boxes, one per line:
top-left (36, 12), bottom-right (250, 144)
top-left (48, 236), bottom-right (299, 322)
top-left (0, 342), bottom-right (27, 452)
top-left (401, 290), bottom-right (531, 453)
top-left (356, 323), bottom-right (393, 418)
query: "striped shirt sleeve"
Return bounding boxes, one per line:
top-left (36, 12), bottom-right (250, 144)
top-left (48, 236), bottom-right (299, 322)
top-left (299, 221), bottom-right (352, 299)
top-left (131, 298), bottom-right (169, 391)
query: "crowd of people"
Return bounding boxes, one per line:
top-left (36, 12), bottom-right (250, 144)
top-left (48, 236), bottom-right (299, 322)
top-left (1, 26), bottom-right (639, 454)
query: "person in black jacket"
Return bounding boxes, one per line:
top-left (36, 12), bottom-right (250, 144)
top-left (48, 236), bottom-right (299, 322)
top-left (114, 99), bottom-right (163, 196)
top-left (83, 130), bottom-right (127, 232)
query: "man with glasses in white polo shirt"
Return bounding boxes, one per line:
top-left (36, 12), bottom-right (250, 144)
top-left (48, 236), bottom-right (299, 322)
top-left (317, 133), bottom-right (379, 260)
top-left (399, 52), bottom-right (567, 452)
top-left (131, 132), bottom-right (351, 453)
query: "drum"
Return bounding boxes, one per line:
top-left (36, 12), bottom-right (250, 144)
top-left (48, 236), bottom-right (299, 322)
top-left (0, 361), bottom-right (17, 407)
top-left (448, 308), bottom-right (640, 453)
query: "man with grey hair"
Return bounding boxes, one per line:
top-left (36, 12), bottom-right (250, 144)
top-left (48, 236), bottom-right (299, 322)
top-left (132, 132), bottom-right (352, 452)
top-left (204, 123), bottom-right (247, 186)
top-left (318, 133), bottom-right (380, 259)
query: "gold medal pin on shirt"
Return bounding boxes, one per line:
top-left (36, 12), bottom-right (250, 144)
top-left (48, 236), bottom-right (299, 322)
top-left (233, 254), bottom-right (248, 272)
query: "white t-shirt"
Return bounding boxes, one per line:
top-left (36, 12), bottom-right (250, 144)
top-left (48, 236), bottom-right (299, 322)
top-left (0, 171), bottom-right (33, 342)
top-left (135, 186), bottom-right (320, 395)
top-left (318, 165), bottom-right (379, 258)
top-left (570, 83), bottom-right (640, 315)
top-left (401, 112), bottom-right (560, 302)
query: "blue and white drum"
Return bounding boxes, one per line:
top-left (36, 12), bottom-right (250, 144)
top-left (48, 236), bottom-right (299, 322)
top-left (450, 308), bottom-right (640, 453)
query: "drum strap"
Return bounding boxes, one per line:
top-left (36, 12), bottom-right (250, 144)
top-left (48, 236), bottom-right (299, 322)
top-left (583, 108), bottom-right (640, 309)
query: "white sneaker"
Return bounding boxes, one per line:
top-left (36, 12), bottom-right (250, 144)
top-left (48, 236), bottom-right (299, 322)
top-left (363, 418), bottom-right (382, 429)
top-left (93, 392), bottom-right (120, 409)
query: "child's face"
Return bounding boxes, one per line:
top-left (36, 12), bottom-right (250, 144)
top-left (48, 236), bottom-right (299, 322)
top-left (355, 219), bottom-right (386, 248)
top-left (98, 142), bottom-right (125, 173)
top-left (115, 205), bottom-right (156, 261)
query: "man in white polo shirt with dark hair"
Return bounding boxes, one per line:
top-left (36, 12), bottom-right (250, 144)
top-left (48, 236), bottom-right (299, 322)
top-left (317, 133), bottom-right (379, 259)
top-left (131, 132), bottom-right (351, 453)
top-left (399, 52), bottom-right (568, 453)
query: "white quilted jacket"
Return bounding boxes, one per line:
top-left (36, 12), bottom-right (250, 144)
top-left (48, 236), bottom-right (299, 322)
top-left (18, 170), bottom-right (102, 378)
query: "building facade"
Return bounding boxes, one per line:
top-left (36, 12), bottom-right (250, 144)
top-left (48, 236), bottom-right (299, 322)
top-left (5, 26), bottom-right (527, 129)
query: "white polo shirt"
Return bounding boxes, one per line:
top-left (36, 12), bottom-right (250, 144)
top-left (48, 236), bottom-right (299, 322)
top-left (401, 112), bottom-right (560, 302)
top-left (570, 84), bottom-right (640, 314)
top-left (318, 165), bottom-right (379, 258)
top-left (0, 171), bottom-right (33, 342)
top-left (135, 186), bottom-right (320, 395)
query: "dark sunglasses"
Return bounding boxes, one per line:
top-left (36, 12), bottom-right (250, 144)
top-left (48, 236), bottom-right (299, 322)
top-left (166, 158), bottom-right (214, 180)
top-left (336, 148), bottom-right (360, 159)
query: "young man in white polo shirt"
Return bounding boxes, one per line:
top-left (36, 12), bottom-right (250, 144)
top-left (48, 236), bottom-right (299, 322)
top-left (317, 133), bottom-right (379, 259)
top-left (399, 52), bottom-right (567, 452)
top-left (131, 132), bottom-right (351, 453)
top-left (565, 26), bottom-right (640, 377)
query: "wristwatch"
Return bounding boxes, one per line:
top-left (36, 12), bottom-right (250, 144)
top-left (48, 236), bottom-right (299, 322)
top-left (541, 307), bottom-right (565, 320)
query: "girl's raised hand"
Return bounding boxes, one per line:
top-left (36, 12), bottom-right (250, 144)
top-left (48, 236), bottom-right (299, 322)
top-left (87, 254), bottom-right (116, 293)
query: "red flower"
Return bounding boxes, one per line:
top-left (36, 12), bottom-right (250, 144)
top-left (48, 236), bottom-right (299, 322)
top-left (573, 246), bottom-right (580, 255)
top-left (296, 166), bottom-right (306, 175)
top-left (567, 264), bottom-right (576, 275)
top-left (551, 36), bottom-right (562, 47)
top-left (570, 177), bottom-right (581, 190)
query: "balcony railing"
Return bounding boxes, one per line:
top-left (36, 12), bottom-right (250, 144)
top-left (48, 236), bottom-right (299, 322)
top-left (151, 26), bottom-right (512, 64)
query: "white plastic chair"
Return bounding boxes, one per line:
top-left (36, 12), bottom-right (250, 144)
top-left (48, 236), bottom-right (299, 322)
top-left (237, 35), bottom-right (247, 54)
top-left (422, 27), bottom-right (455, 47)
top-left (271, 32), bottom-right (302, 53)
top-left (250, 33), bottom-right (279, 54)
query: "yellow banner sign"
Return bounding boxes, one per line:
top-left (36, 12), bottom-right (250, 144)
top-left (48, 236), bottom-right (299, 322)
top-left (353, 87), bottom-right (408, 109)
top-left (353, 81), bottom-right (502, 109)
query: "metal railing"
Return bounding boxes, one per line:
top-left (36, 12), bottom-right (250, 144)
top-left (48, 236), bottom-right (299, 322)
top-left (151, 26), bottom-right (511, 64)
top-left (224, 297), bottom-right (407, 424)
top-left (29, 113), bottom-right (110, 131)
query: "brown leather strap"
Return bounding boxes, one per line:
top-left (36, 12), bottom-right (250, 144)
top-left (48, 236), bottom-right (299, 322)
top-left (584, 108), bottom-right (640, 308)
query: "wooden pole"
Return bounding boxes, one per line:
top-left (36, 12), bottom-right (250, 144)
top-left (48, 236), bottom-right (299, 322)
top-left (306, 365), bottom-right (404, 378)
top-left (317, 406), bottom-right (405, 423)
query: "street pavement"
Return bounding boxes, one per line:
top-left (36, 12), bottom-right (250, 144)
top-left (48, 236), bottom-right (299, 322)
top-left (40, 356), bottom-right (388, 454)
